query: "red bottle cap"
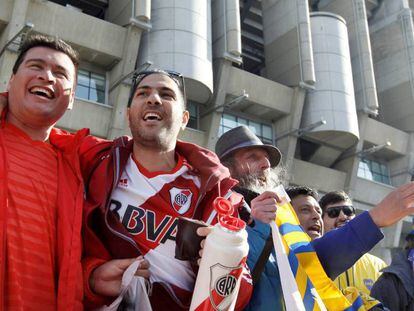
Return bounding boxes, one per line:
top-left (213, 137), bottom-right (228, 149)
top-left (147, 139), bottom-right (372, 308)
top-left (213, 197), bottom-right (234, 216)
top-left (219, 215), bottom-right (246, 231)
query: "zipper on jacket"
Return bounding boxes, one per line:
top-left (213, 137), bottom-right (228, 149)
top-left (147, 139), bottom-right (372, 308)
top-left (192, 173), bottom-right (218, 219)
top-left (104, 146), bottom-right (141, 252)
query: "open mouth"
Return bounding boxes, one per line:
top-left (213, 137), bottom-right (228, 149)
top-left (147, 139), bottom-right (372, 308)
top-left (308, 224), bottom-right (321, 235)
top-left (29, 86), bottom-right (54, 99)
top-left (143, 112), bottom-right (162, 121)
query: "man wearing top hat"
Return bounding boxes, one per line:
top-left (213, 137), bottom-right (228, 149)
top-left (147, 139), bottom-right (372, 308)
top-left (215, 125), bottom-right (414, 310)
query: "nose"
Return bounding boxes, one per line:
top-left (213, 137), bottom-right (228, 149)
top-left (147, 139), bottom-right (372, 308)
top-left (337, 210), bottom-right (348, 221)
top-left (312, 208), bottom-right (322, 220)
top-left (259, 156), bottom-right (271, 171)
top-left (37, 69), bottom-right (55, 82)
top-left (147, 90), bottom-right (162, 106)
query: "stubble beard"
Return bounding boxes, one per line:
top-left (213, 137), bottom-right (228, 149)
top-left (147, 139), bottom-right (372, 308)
top-left (129, 114), bottom-right (180, 151)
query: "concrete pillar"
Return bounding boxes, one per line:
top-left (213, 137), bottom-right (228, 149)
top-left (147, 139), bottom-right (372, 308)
top-left (262, 0), bottom-right (315, 87)
top-left (201, 59), bottom-right (233, 151)
top-left (373, 221), bottom-right (404, 264)
top-left (107, 22), bottom-right (144, 139)
top-left (274, 86), bottom-right (306, 177)
top-left (335, 112), bottom-right (367, 194)
top-left (399, 8), bottom-right (414, 114)
top-left (318, 0), bottom-right (379, 115)
top-left (0, 0), bottom-right (30, 91)
top-left (389, 133), bottom-right (414, 186)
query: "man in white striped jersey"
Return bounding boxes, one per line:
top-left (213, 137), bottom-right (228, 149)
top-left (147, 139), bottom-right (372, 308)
top-left (81, 69), bottom-right (253, 311)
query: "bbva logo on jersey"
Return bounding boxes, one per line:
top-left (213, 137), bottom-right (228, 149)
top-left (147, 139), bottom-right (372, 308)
top-left (169, 187), bottom-right (193, 214)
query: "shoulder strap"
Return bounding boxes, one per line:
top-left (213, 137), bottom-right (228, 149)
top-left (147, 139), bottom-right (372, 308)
top-left (252, 232), bottom-right (273, 285)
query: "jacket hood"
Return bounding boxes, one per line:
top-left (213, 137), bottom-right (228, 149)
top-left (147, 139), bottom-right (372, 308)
top-left (175, 140), bottom-right (238, 192)
top-left (382, 250), bottom-right (414, 298)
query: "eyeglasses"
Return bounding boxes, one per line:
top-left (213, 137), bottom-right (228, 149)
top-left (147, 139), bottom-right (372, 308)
top-left (324, 205), bottom-right (355, 218)
top-left (128, 69), bottom-right (186, 107)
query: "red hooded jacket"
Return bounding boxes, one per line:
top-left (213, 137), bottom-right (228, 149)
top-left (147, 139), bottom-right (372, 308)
top-left (78, 135), bottom-right (253, 311)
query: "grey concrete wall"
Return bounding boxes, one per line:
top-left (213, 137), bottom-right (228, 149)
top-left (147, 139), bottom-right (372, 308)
top-left (106, 0), bottom-right (132, 26)
top-left (364, 118), bottom-right (409, 155)
top-left (226, 67), bottom-right (293, 116)
top-left (370, 1), bottom-right (414, 131)
top-left (291, 158), bottom-right (347, 191)
top-left (57, 99), bottom-right (114, 137)
top-left (106, 0), bottom-right (151, 26)
top-left (179, 128), bottom-right (206, 147)
top-left (0, 0), bottom-right (13, 25)
top-left (353, 177), bottom-right (394, 205)
top-left (26, 0), bottom-right (126, 67)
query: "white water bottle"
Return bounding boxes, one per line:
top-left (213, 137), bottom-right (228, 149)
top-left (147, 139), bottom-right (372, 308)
top-left (190, 197), bottom-right (248, 311)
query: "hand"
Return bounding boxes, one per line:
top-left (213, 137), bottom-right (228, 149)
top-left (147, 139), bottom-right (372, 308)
top-left (196, 226), bottom-right (213, 265)
top-left (90, 256), bottom-right (150, 297)
top-left (250, 191), bottom-right (283, 224)
top-left (369, 182), bottom-right (414, 227)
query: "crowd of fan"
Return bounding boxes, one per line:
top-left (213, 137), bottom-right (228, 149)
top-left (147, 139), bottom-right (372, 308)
top-left (1, 34), bottom-right (413, 311)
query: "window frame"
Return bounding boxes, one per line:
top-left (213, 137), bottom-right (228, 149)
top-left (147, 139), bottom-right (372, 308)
top-left (357, 157), bottom-right (391, 185)
top-left (186, 101), bottom-right (200, 130)
top-left (219, 111), bottom-right (274, 145)
top-left (75, 67), bottom-right (109, 106)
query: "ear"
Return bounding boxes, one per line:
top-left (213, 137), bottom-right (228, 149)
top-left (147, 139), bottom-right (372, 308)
top-left (7, 74), bottom-right (15, 91)
top-left (181, 110), bottom-right (189, 130)
top-left (127, 107), bottom-right (131, 127)
top-left (67, 88), bottom-right (75, 110)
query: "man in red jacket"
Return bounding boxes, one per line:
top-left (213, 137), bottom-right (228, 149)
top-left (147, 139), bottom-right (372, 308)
top-left (80, 69), bottom-right (253, 310)
top-left (0, 34), bottom-right (85, 310)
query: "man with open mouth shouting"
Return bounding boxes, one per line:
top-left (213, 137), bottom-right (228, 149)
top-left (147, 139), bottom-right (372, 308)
top-left (0, 34), bottom-right (84, 310)
top-left (80, 69), bottom-right (253, 311)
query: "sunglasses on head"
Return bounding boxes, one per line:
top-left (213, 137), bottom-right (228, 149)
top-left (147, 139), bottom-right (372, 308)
top-left (324, 205), bottom-right (355, 218)
top-left (128, 69), bottom-right (186, 107)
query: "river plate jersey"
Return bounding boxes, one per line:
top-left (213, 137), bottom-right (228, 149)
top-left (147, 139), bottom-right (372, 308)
top-left (109, 153), bottom-right (201, 291)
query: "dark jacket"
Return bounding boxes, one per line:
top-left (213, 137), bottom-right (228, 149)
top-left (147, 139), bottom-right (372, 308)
top-left (371, 250), bottom-right (414, 311)
top-left (80, 136), bottom-right (252, 311)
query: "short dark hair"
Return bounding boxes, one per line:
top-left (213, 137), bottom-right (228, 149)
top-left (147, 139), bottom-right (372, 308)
top-left (12, 34), bottom-right (79, 74)
top-left (127, 69), bottom-right (186, 109)
top-left (319, 191), bottom-right (351, 213)
top-left (286, 186), bottom-right (319, 201)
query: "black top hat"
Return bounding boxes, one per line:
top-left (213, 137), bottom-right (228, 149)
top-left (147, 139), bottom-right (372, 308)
top-left (215, 125), bottom-right (282, 167)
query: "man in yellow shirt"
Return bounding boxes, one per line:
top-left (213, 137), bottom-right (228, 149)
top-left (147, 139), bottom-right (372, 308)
top-left (319, 191), bottom-right (387, 295)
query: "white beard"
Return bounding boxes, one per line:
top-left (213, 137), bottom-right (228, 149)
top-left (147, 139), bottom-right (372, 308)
top-left (237, 165), bottom-right (288, 193)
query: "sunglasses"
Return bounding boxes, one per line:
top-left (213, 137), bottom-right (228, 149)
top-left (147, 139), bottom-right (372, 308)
top-left (324, 205), bottom-right (355, 218)
top-left (128, 69), bottom-right (186, 107)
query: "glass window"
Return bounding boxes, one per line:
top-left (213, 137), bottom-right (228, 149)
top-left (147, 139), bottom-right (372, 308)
top-left (187, 101), bottom-right (199, 130)
top-left (248, 121), bottom-right (261, 136)
top-left (219, 113), bottom-right (274, 144)
top-left (75, 70), bottom-right (107, 105)
top-left (357, 158), bottom-right (391, 185)
top-left (222, 114), bottom-right (237, 129)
